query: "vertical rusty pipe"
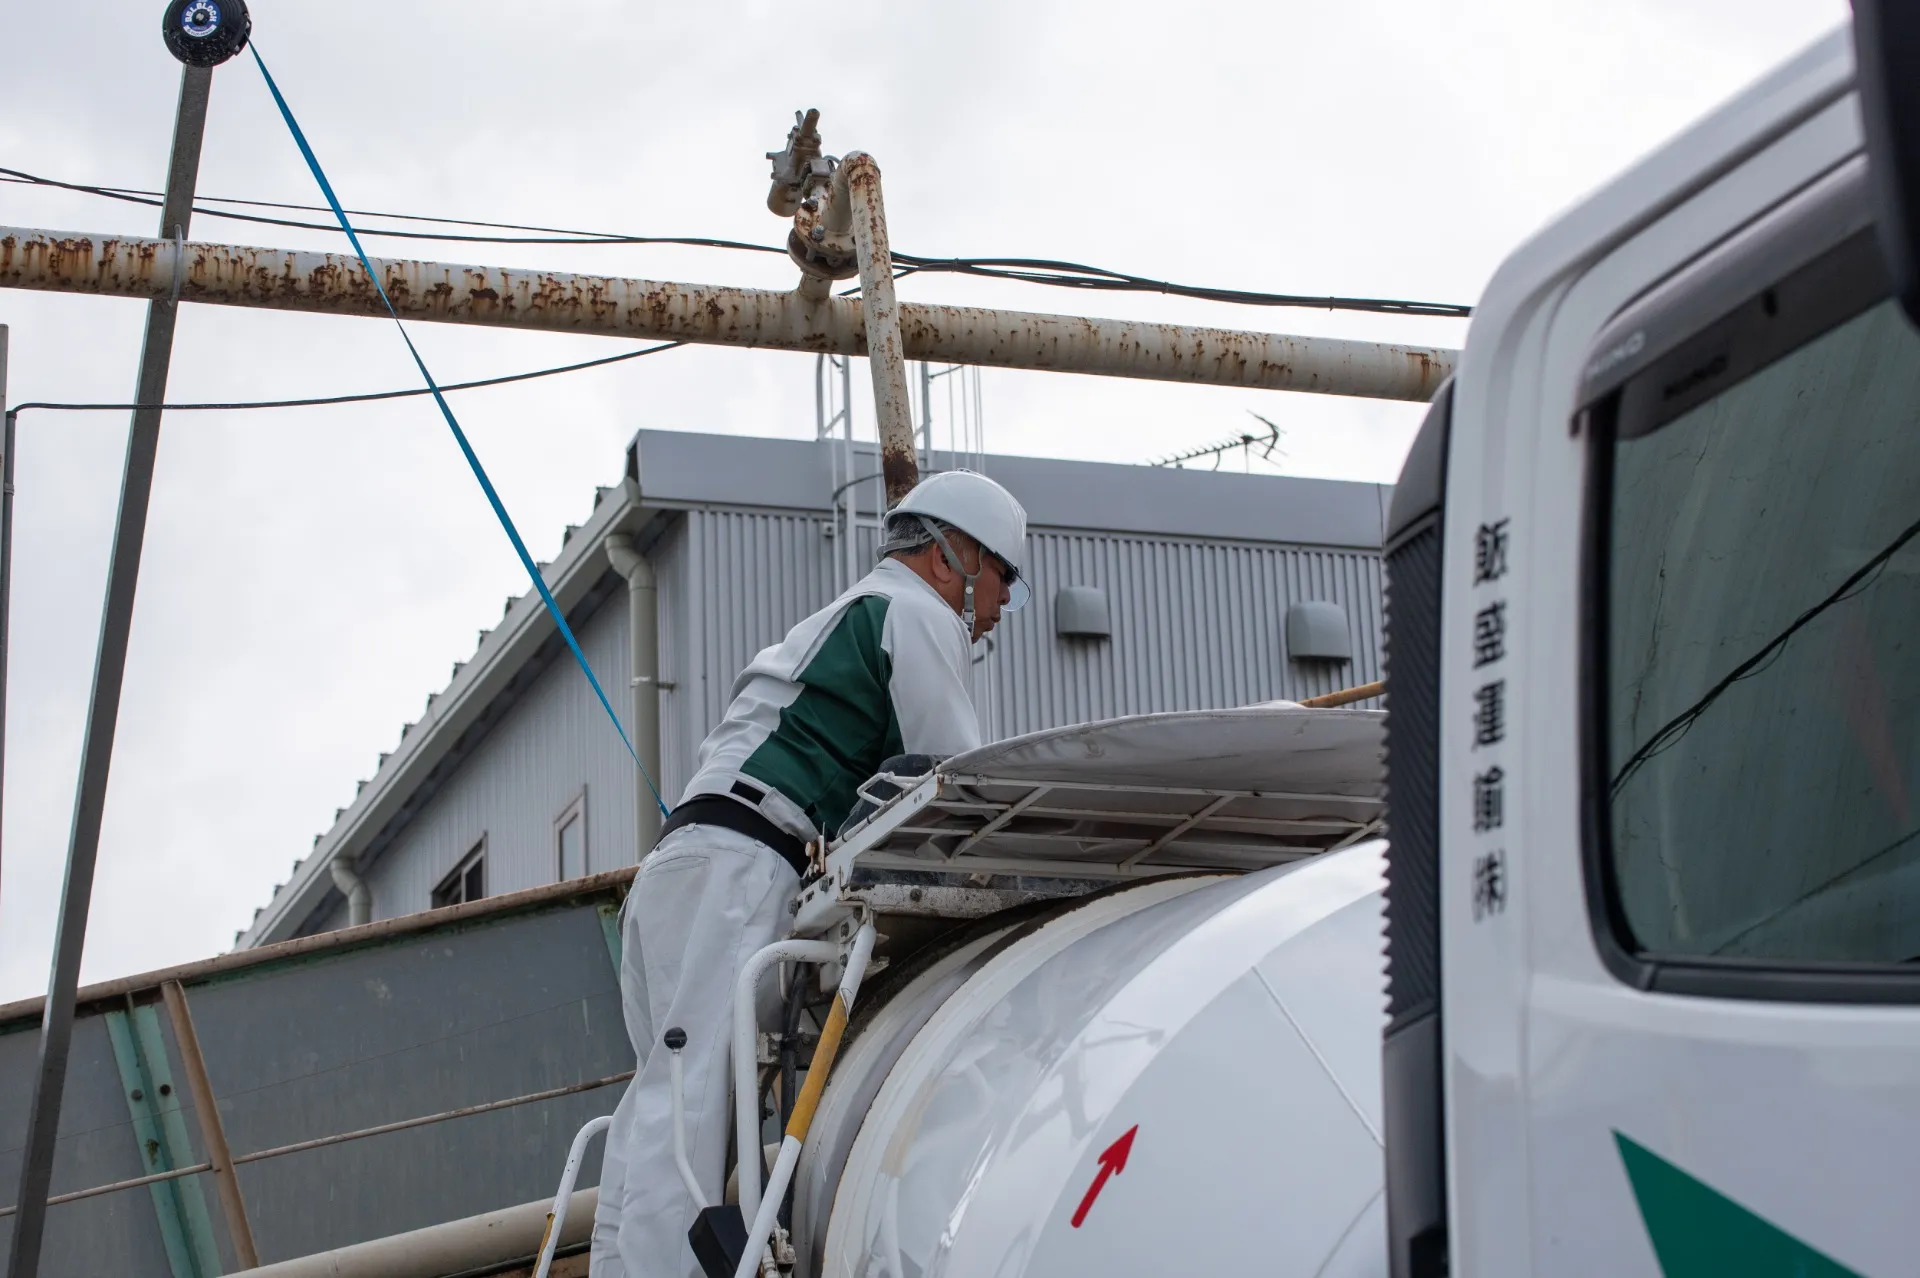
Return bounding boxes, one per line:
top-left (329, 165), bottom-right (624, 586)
top-left (838, 154), bottom-right (920, 507)
top-left (161, 981), bottom-right (259, 1270)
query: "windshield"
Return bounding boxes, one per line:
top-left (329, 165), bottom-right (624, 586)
top-left (1605, 297), bottom-right (1920, 965)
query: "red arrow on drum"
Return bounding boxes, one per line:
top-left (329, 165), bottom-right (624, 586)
top-left (1071, 1125), bottom-right (1139, 1228)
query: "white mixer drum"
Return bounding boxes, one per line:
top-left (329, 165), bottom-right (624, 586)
top-left (814, 842), bottom-right (1388, 1277)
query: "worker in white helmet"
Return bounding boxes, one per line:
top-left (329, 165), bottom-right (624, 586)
top-left (592, 469), bottom-right (1029, 1278)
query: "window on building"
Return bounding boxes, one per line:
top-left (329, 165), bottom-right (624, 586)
top-left (555, 789), bottom-right (588, 882)
top-left (432, 839), bottom-right (486, 908)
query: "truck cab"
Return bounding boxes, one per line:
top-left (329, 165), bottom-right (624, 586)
top-left (1385, 24), bottom-right (1920, 1277)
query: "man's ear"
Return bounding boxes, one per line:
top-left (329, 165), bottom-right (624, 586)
top-left (926, 541), bottom-right (960, 583)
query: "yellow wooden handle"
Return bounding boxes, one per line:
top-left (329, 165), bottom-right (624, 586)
top-left (784, 993), bottom-right (850, 1140)
top-left (1299, 680), bottom-right (1385, 708)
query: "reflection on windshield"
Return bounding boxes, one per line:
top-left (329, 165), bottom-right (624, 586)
top-left (1607, 301), bottom-right (1920, 964)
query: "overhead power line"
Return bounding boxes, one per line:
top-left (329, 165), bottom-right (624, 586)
top-left (6, 340), bottom-right (685, 419)
top-left (0, 166), bottom-right (778, 252)
top-left (0, 164), bottom-right (1473, 318)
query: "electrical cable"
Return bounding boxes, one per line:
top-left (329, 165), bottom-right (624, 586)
top-left (5, 340), bottom-right (684, 419)
top-left (2, 163), bottom-right (1473, 317)
top-left (888, 256), bottom-right (1470, 317)
top-left (248, 44), bottom-right (669, 816)
top-left (0, 166), bottom-right (782, 253)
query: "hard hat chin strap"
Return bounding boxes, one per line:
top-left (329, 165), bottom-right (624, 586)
top-left (917, 516), bottom-right (979, 637)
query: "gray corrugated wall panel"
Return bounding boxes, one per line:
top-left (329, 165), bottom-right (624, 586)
top-left (363, 595), bottom-right (636, 919)
top-left (631, 431), bottom-right (1390, 548)
top-left (658, 508), bottom-right (841, 806)
top-left (365, 510), bottom-right (1381, 905)
top-left (651, 512), bottom-right (1383, 784)
top-left (987, 532), bottom-right (1383, 735)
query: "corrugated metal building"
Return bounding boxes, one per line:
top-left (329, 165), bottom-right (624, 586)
top-left (239, 429), bottom-right (1390, 947)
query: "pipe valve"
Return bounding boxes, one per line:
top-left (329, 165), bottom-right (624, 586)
top-left (766, 109), bottom-right (826, 216)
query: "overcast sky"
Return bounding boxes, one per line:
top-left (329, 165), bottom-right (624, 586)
top-left (0, 0), bottom-right (1847, 1000)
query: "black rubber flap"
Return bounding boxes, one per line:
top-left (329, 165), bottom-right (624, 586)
top-left (689, 1204), bottom-right (748, 1278)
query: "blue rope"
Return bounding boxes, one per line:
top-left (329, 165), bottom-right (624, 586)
top-left (251, 46), bottom-right (669, 818)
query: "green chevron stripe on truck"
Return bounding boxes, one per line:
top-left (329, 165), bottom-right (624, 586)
top-left (1615, 1132), bottom-right (1859, 1277)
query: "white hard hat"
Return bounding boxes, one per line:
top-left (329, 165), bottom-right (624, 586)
top-left (887, 469), bottom-right (1030, 612)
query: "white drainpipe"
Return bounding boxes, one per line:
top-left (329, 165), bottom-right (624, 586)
top-left (602, 533), bottom-right (664, 857)
top-left (329, 856), bottom-right (372, 928)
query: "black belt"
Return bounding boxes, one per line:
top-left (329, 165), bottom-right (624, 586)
top-left (657, 793), bottom-right (811, 877)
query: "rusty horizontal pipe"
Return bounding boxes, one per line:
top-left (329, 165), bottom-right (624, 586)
top-left (0, 228), bottom-right (1456, 402)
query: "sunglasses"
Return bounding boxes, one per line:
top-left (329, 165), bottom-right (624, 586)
top-left (985, 552), bottom-right (1030, 612)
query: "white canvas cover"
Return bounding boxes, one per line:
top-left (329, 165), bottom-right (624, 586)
top-left (940, 702), bottom-right (1385, 795)
top-left (831, 703), bottom-right (1386, 878)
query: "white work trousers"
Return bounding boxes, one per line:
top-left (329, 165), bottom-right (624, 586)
top-left (591, 823), bottom-right (799, 1278)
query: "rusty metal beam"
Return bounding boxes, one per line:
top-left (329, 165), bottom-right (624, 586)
top-left (0, 228), bottom-right (1456, 402)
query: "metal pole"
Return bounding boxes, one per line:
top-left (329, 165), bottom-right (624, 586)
top-left (6, 65), bottom-right (211, 1278)
top-left (0, 230), bottom-right (1458, 403)
top-left (838, 154), bottom-right (919, 506)
top-left (0, 325), bottom-right (12, 924)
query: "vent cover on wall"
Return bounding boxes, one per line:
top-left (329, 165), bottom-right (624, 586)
top-left (1286, 600), bottom-right (1353, 662)
top-left (1054, 586), bottom-right (1112, 639)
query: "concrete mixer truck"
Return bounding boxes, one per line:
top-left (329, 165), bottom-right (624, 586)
top-left (571, 13), bottom-right (1920, 1278)
top-left (535, 702), bottom-right (1396, 1278)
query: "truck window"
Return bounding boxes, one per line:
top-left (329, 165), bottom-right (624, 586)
top-left (1601, 278), bottom-right (1920, 968)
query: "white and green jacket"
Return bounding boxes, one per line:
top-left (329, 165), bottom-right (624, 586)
top-left (682, 558), bottom-right (981, 842)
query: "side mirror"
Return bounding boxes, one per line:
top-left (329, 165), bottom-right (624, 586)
top-left (1855, 0), bottom-right (1920, 326)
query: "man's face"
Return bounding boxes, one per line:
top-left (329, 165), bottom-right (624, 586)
top-left (969, 547), bottom-right (1015, 641)
top-left (915, 531), bottom-right (1015, 642)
